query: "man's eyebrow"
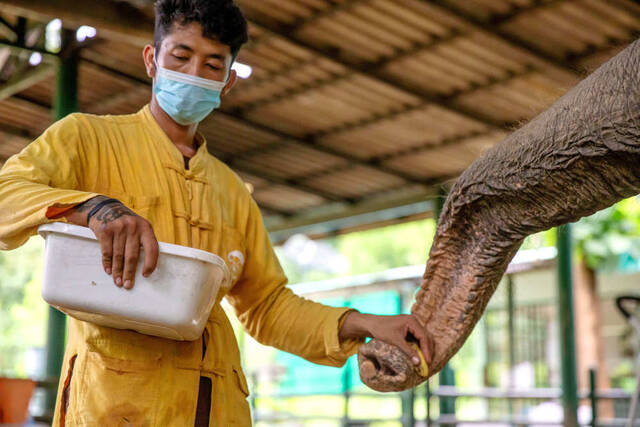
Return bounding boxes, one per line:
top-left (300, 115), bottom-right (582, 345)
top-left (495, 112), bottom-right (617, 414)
top-left (174, 44), bottom-right (194, 52)
top-left (206, 53), bottom-right (226, 61)
top-left (173, 44), bottom-right (226, 60)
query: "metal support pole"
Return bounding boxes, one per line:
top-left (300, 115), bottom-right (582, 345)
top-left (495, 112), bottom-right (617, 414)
top-left (507, 275), bottom-right (516, 426)
top-left (398, 290), bottom-right (416, 427)
top-left (434, 186), bottom-right (456, 426)
top-left (557, 224), bottom-right (579, 427)
top-left (426, 379), bottom-right (432, 427)
top-left (402, 388), bottom-right (416, 427)
top-left (15, 17), bottom-right (26, 46)
top-left (44, 28), bottom-right (78, 415)
top-left (341, 357), bottom-right (351, 427)
top-left (589, 368), bottom-right (597, 427)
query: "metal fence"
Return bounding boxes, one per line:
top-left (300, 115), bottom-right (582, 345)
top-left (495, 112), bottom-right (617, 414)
top-left (251, 370), bottom-right (639, 427)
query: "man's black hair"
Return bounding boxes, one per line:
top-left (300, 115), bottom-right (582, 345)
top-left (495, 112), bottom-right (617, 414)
top-left (154, 0), bottom-right (249, 58)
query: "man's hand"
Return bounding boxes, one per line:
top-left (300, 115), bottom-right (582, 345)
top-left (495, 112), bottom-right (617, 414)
top-left (339, 312), bottom-right (434, 367)
top-left (64, 195), bottom-right (159, 290)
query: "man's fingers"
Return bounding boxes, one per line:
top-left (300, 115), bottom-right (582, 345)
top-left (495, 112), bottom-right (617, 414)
top-left (111, 230), bottom-right (126, 287)
top-left (407, 320), bottom-right (433, 365)
top-left (397, 339), bottom-right (421, 366)
top-left (98, 229), bottom-right (114, 275)
top-left (140, 225), bottom-right (159, 277)
top-left (123, 233), bottom-right (141, 290)
top-left (396, 324), bottom-right (421, 365)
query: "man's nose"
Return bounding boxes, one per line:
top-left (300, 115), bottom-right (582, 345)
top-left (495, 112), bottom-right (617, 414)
top-left (187, 61), bottom-right (206, 79)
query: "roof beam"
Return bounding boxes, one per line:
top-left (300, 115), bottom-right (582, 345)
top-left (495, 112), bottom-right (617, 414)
top-left (240, 56), bottom-right (320, 87)
top-left (243, 0), bottom-right (561, 116)
top-left (425, 0), bottom-right (583, 76)
top-left (85, 85), bottom-right (148, 115)
top-left (0, 15), bottom-right (15, 34)
top-left (265, 188), bottom-right (439, 242)
top-left (0, 47), bottom-right (10, 75)
top-left (366, 0), bottom-right (564, 70)
top-left (242, 0), bottom-right (371, 37)
top-left (0, 63), bottom-right (53, 100)
top-left (242, 12), bottom-right (509, 130)
top-left (232, 65), bottom-right (532, 164)
top-left (224, 58), bottom-right (531, 172)
top-left (0, 0), bottom-right (154, 47)
top-left (226, 161), bottom-right (343, 203)
top-left (0, 38), bottom-right (53, 58)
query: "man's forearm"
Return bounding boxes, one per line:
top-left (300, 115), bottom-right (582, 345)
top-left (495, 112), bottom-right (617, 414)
top-left (50, 195), bottom-right (108, 226)
top-left (339, 311), bottom-right (375, 341)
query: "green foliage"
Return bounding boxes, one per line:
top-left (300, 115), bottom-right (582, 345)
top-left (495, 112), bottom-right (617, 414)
top-left (277, 219), bottom-right (436, 284)
top-left (336, 219), bottom-right (435, 276)
top-left (520, 229), bottom-right (556, 250)
top-left (573, 197), bottom-right (640, 270)
top-left (0, 238), bottom-right (48, 378)
top-left (610, 360), bottom-right (636, 391)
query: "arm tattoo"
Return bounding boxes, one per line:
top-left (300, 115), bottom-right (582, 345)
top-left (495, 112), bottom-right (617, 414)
top-left (74, 195), bottom-right (109, 213)
top-left (94, 203), bottom-right (136, 226)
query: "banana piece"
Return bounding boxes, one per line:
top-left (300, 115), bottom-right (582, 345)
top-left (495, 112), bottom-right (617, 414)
top-left (410, 342), bottom-right (429, 377)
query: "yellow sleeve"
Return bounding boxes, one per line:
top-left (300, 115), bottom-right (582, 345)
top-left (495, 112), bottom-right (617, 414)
top-left (226, 198), bottom-right (364, 367)
top-left (0, 114), bottom-right (100, 250)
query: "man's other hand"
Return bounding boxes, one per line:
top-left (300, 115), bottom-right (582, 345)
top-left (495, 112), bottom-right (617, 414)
top-left (339, 312), bottom-right (434, 367)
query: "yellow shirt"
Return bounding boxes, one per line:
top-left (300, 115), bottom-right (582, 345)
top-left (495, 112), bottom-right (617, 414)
top-left (0, 106), bottom-right (362, 426)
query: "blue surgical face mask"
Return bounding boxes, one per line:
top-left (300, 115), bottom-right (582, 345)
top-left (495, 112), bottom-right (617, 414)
top-left (153, 64), bottom-right (227, 125)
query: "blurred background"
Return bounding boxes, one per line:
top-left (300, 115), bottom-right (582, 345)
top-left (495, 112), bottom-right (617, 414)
top-left (1, 0), bottom-right (640, 425)
top-left (5, 196), bottom-right (640, 425)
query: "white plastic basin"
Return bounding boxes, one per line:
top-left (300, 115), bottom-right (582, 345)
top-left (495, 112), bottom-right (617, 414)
top-left (38, 222), bottom-right (230, 341)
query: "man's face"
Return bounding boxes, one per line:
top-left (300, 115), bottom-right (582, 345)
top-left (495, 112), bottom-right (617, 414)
top-left (145, 22), bottom-right (235, 86)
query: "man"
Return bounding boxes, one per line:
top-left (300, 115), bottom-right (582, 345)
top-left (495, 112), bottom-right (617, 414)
top-left (0, 1), bottom-right (432, 425)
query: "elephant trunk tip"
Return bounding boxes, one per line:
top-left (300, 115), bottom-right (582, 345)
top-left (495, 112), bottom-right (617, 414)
top-left (357, 339), bottom-right (423, 392)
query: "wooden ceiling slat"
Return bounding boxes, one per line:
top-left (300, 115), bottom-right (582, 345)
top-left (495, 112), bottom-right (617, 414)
top-left (232, 66), bottom-right (343, 112)
top-left (260, 0), bottom-right (317, 20)
top-left (332, 10), bottom-right (414, 51)
top-left (253, 184), bottom-right (327, 212)
top-left (384, 131), bottom-right (507, 179)
top-left (296, 21), bottom-right (383, 61)
top-left (243, 9), bottom-right (537, 130)
top-left (583, 0), bottom-right (640, 29)
top-left (428, 0), bottom-right (586, 75)
top-left (538, 8), bottom-right (604, 46)
top-left (502, 13), bottom-right (586, 56)
top-left (372, 0), bottom-right (463, 37)
top-left (319, 106), bottom-right (487, 160)
top-left (239, 58), bottom-right (313, 88)
top-left (434, 38), bottom-right (513, 79)
top-left (350, 3), bottom-right (434, 43)
top-left (558, 3), bottom-right (628, 42)
top-left (234, 144), bottom-right (348, 181)
top-left (418, 50), bottom-right (490, 86)
top-left (0, 0), bottom-right (637, 219)
top-left (303, 165), bottom-right (407, 199)
top-left (244, 0), bottom-right (298, 25)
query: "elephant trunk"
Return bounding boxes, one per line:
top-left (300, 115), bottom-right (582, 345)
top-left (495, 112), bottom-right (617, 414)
top-left (358, 39), bottom-right (640, 392)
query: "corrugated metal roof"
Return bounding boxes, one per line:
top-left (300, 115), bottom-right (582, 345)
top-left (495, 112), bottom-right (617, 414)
top-left (0, 0), bottom-right (638, 231)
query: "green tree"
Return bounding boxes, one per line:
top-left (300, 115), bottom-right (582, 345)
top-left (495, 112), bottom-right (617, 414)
top-left (571, 197), bottom-right (640, 417)
top-left (573, 198), bottom-right (640, 270)
top-left (276, 218), bottom-right (437, 284)
top-left (0, 237), bottom-right (47, 377)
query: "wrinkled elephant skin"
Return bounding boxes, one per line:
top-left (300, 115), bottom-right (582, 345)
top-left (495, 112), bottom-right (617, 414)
top-left (358, 39), bottom-right (640, 392)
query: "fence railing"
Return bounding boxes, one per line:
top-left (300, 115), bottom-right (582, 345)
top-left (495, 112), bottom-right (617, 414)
top-left (251, 371), bottom-right (639, 426)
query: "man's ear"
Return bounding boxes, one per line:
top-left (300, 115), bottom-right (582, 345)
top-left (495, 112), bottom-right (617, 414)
top-left (221, 69), bottom-right (238, 97)
top-left (142, 45), bottom-right (157, 79)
